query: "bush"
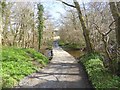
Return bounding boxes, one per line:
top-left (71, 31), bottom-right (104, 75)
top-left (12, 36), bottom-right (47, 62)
top-left (80, 53), bottom-right (120, 89)
top-left (58, 40), bottom-right (81, 49)
top-left (58, 40), bottom-right (65, 46)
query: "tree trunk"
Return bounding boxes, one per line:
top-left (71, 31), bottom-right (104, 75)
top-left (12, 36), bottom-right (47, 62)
top-left (73, 0), bottom-right (93, 53)
top-left (109, 2), bottom-right (120, 46)
top-left (109, 2), bottom-right (120, 75)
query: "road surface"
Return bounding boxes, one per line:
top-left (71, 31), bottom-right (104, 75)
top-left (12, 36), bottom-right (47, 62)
top-left (17, 43), bottom-right (92, 88)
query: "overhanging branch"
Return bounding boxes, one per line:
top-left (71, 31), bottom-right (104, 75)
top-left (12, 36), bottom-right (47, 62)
top-left (57, 0), bottom-right (76, 8)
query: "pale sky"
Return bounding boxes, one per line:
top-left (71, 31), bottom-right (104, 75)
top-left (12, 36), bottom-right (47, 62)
top-left (7, 0), bottom-right (116, 27)
top-left (7, 0), bottom-right (91, 21)
top-left (40, 0), bottom-right (89, 27)
top-left (42, 1), bottom-right (66, 21)
top-left (41, 0), bottom-right (90, 20)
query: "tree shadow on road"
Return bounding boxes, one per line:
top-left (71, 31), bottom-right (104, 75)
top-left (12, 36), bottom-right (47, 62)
top-left (19, 62), bottom-right (94, 89)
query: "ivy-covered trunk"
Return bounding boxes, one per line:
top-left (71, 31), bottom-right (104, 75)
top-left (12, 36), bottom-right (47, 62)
top-left (37, 4), bottom-right (44, 51)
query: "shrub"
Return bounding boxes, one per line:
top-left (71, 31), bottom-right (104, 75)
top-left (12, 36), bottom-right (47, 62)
top-left (80, 53), bottom-right (120, 89)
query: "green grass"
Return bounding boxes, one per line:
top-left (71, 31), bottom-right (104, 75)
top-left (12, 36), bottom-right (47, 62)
top-left (2, 47), bottom-right (49, 88)
top-left (23, 48), bottom-right (49, 65)
top-left (80, 53), bottom-right (120, 89)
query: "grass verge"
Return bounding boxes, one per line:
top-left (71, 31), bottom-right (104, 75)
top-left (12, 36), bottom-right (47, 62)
top-left (2, 47), bottom-right (49, 88)
top-left (79, 53), bottom-right (120, 89)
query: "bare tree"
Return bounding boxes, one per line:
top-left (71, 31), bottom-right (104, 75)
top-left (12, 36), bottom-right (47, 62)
top-left (58, 0), bottom-right (93, 53)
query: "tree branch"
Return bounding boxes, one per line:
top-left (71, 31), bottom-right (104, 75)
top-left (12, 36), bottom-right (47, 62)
top-left (93, 20), bottom-right (116, 36)
top-left (93, 22), bottom-right (104, 35)
top-left (105, 20), bottom-right (116, 36)
top-left (57, 0), bottom-right (76, 8)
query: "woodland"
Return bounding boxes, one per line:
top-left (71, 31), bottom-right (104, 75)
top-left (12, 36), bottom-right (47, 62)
top-left (0, 0), bottom-right (120, 89)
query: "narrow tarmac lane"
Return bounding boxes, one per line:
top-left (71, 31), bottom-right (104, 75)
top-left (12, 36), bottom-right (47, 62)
top-left (18, 44), bottom-right (92, 88)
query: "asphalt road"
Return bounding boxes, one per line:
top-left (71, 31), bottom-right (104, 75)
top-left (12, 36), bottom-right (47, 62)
top-left (17, 45), bottom-right (92, 88)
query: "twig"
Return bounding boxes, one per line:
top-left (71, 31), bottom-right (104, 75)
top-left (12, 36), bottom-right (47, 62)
top-left (93, 22), bottom-right (104, 35)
